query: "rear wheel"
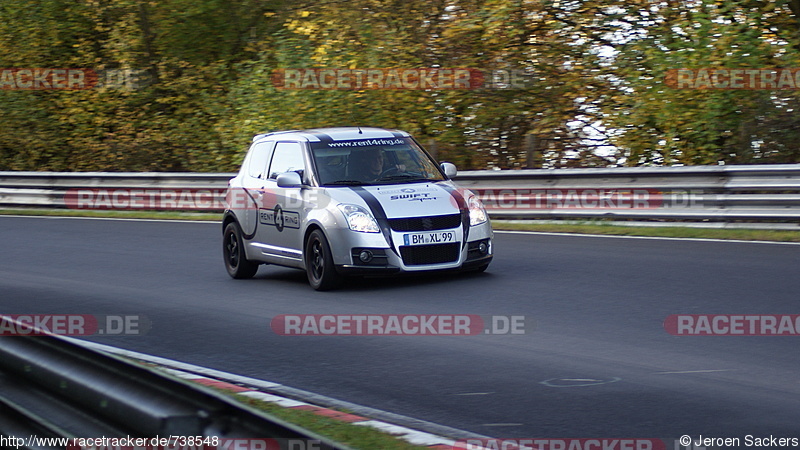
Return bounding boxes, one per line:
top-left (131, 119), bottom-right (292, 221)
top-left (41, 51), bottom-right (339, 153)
top-left (305, 229), bottom-right (342, 290)
top-left (223, 222), bottom-right (259, 279)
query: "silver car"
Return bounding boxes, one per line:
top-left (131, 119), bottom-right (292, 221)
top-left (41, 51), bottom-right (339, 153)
top-left (222, 127), bottom-right (493, 290)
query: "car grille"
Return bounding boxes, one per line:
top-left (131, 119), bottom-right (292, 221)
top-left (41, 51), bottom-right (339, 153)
top-left (400, 243), bottom-right (460, 265)
top-left (388, 214), bottom-right (462, 232)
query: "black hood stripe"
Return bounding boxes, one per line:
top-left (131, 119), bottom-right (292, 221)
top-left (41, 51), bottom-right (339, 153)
top-left (308, 131), bottom-right (334, 143)
top-left (349, 186), bottom-right (397, 255)
top-left (439, 184), bottom-right (470, 248)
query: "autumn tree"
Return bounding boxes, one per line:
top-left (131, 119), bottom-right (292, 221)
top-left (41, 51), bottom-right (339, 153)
top-left (2, 0), bottom-right (800, 171)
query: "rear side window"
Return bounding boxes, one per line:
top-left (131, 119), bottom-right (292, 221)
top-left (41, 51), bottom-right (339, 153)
top-left (269, 142), bottom-right (306, 179)
top-left (247, 141), bottom-right (276, 179)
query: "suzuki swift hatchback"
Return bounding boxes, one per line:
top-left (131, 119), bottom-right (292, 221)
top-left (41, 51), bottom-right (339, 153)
top-left (222, 127), bottom-right (493, 290)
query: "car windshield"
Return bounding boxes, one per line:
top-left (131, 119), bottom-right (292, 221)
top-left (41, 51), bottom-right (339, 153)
top-left (309, 137), bottom-right (446, 186)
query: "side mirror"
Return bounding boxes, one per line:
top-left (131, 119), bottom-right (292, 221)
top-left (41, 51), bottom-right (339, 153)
top-left (440, 162), bottom-right (457, 178)
top-left (276, 171), bottom-right (303, 188)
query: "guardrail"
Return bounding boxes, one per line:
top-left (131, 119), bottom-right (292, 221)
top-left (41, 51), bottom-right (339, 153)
top-left (0, 317), bottom-right (348, 448)
top-left (1, 165), bottom-right (799, 226)
top-left (455, 164), bottom-right (800, 224)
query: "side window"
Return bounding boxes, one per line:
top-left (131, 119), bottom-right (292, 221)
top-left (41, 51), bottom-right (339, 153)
top-left (268, 142), bottom-right (306, 179)
top-left (247, 141), bottom-right (276, 179)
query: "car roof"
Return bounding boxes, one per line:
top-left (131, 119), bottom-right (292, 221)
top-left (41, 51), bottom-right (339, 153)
top-left (252, 127), bottom-right (411, 143)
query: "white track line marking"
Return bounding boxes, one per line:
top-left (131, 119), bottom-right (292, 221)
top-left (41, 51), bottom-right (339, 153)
top-left (654, 369), bottom-right (734, 375)
top-left (495, 230), bottom-right (800, 246)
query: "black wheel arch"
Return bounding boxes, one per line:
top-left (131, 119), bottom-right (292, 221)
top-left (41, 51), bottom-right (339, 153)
top-left (222, 210), bottom-right (238, 234)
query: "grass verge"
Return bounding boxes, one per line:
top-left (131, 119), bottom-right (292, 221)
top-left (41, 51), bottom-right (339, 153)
top-left (492, 220), bottom-right (800, 242)
top-left (182, 379), bottom-right (436, 449)
top-left (133, 361), bottom-right (438, 450)
top-left (234, 394), bottom-right (434, 449)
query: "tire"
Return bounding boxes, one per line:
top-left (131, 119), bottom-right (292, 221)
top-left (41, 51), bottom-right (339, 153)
top-left (305, 229), bottom-right (342, 291)
top-left (223, 222), bottom-right (259, 279)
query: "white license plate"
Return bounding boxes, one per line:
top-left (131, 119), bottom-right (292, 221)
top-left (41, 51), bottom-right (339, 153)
top-left (403, 231), bottom-right (456, 246)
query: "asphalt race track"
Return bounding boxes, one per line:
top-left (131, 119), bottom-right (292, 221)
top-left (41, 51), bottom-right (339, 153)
top-left (2, 216), bottom-right (800, 442)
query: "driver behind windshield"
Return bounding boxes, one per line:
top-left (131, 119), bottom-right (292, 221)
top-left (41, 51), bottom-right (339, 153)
top-left (350, 148), bottom-right (405, 182)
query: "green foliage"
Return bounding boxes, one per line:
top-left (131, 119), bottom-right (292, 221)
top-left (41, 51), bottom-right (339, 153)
top-left (1, 0), bottom-right (799, 171)
top-left (604, 0), bottom-right (800, 165)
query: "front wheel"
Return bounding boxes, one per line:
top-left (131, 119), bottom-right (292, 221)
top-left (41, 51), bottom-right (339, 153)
top-left (305, 229), bottom-right (342, 291)
top-left (223, 222), bottom-right (259, 279)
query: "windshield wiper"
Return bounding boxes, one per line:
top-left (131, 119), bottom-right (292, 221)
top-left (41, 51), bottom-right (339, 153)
top-left (376, 174), bottom-right (434, 183)
top-left (324, 180), bottom-right (369, 186)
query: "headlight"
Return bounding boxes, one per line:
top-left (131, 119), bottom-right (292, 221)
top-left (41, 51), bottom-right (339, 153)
top-left (338, 204), bottom-right (380, 233)
top-left (467, 194), bottom-right (488, 226)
